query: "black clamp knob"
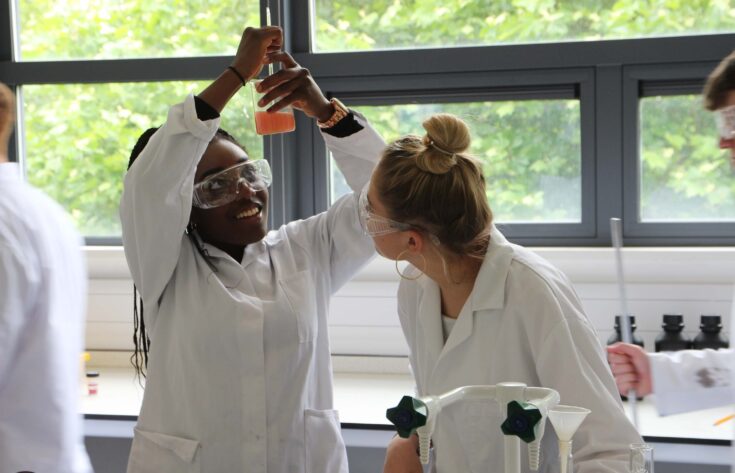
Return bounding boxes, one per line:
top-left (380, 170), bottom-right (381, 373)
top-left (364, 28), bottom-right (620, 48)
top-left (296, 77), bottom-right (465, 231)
top-left (386, 395), bottom-right (428, 438)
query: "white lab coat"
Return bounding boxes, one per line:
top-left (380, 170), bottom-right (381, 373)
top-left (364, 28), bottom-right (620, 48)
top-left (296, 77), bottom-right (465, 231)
top-left (648, 348), bottom-right (733, 416)
top-left (0, 163), bottom-right (92, 473)
top-left (397, 227), bottom-right (642, 473)
top-left (120, 94), bottom-right (384, 473)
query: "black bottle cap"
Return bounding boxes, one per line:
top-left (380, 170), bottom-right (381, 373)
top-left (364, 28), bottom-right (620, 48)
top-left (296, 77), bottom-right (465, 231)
top-left (614, 315), bottom-right (637, 330)
top-left (701, 315), bottom-right (722, 326)
top-left (663, 314), bottom-right (683, 324)
top-left (86, 371), bottom-right (100, 378)
top-left (662, 314), bottom-right (684, 330)
top-left (700, 315), bottom-right (723, 332)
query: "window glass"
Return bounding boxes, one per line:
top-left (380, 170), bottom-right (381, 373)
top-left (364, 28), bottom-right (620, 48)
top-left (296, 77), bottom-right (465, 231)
top-left (314, 0), bottom-right (735, 52)
top-left (22, 82), bottom-right (261, 236)
top-left (640, 95), bottom-right (735, 222)
top-left (330, 100), bottom-right (581, 223)
top-left (18, 0), bottom-right (258, 60)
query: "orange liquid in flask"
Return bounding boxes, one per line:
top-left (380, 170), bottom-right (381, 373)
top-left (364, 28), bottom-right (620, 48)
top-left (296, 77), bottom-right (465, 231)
top-left (255, 111), bottom-right (296, 135)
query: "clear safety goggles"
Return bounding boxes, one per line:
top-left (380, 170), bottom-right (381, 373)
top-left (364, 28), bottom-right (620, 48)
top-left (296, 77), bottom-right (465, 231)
top-left (358, 184), bottom-right (414, 236)
top-left (716, 104), bottom-right (735, 140)
top-left (192, 159), bottom-right (272, 209)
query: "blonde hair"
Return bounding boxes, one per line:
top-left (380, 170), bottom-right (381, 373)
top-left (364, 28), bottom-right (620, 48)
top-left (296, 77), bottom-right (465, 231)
top-left (373, 113), bottom-right (492, 257)
top-left (704, 50), bottom-right (735, 111)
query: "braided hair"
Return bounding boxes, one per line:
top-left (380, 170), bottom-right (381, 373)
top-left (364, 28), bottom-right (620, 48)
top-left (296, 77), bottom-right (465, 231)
top-left (127, 126), bottom-right (247, 380)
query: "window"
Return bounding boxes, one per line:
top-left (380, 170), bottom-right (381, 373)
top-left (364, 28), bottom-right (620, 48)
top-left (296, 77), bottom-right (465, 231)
top-left (3, 0), bottom-right (735, 245)
top-left (330, 99), bottom-right (582, 224)
top-left (22, 81), bottom-right (260, 237)
top-left (621, 64), bottom-right (735, 243)
top-left (640, 94), bottom-right (735, 222)
top-left (313, 0), bottom-right (735, 52)
top-left (17, 0), bottom-right (258, 60)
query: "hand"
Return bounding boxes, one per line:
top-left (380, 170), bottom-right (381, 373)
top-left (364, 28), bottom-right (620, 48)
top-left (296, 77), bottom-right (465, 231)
top-left (607, 342), bottom-right (653, 397)
top-left (230, 26), bottom-right (283, 82)
top-left (383, 435), bottom-right (423, 473)
top-left (255, 51), bottom-right (333, 121)
top-left (0, 82), bottom-right (15, 151)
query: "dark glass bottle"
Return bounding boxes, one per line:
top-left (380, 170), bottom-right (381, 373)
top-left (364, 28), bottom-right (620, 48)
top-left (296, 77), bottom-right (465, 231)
top-left (655, 314), bottom-right (692, 352)
top-left (607, 315), bottom-right (645, 348)
top-left (692, 315), bottom-right (729, 350)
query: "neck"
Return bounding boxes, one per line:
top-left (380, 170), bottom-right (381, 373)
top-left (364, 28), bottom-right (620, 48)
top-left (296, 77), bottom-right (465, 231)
top-left (218, 243), bottom-right (245, 263)
top-left (408, 249), bottom-right (482, 318)
top-left (0, 152), bottom-right (8, 163)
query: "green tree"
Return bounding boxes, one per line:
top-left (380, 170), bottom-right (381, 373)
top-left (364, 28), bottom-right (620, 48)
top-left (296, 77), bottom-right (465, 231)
top-left (17, 0), bottom-right (735, 235)
top-left (314, 0), bottom-right (735, 51)
top-left (640, 96), bottom-right (735, 221)
top-left (333, 100), bottom-right (581, 222)
top-left (18, 0), bottom-right (260, 235)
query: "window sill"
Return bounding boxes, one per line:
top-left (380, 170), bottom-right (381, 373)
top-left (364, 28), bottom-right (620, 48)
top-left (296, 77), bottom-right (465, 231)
top-left (86, 245), bottom-right (735, 284)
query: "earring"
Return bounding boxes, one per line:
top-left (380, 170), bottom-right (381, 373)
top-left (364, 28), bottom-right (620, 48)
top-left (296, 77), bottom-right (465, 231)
top-left (395, 250), bottom-right (426, 281)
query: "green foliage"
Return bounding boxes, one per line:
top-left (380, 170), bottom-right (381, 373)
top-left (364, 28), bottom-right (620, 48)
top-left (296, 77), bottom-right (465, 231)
top-left (640, 96), bottom-right (735, 221)
top-left (314, 0), bottom-right (735, 51)
top-left (24, 82), bottom-right (260, 236)
top-left (16, 0), bottom-right (735, 234)
top-left (19, 0), bottom-right (259, 60)
top-left (333, 100), bottom-right (581, 222)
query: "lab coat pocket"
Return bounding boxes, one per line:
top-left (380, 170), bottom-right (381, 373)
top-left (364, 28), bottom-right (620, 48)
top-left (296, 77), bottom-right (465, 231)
top-left (127, 428), bottom-right (201, 473)
top-left (304, 408), bottom-right (348, 473)
top-left (279, 270), bottom-right (318, 343)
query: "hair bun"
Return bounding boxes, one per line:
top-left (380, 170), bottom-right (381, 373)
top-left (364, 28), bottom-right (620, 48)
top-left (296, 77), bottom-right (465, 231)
top-left (416, 113), bottom-right (471, 175)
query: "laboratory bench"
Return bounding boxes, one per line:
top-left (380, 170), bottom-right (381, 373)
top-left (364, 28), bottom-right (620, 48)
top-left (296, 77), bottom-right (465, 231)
top-left (81, 356), bottom-right (733, 467)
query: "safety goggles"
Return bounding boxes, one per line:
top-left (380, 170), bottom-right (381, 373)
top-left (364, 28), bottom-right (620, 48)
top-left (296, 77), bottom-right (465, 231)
top-left (358, 184), bottom-right (414, 236)
top-left (716, 104), bottom-right (735, 140)
top-left (192, 159), bottom-right (272, 209)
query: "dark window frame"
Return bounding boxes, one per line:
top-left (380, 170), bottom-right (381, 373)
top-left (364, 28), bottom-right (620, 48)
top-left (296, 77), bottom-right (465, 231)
top-left (1, 0), bottom-right (734, 246)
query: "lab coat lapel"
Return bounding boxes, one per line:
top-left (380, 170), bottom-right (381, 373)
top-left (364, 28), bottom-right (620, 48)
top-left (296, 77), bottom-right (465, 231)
top-left (438, 303), bottom-right (475, 362)
top-left (201, 240), bottom-right (267, 289)
top-left (202, 244), bottom-right (246, 289)
top-left (436, 227), bottom-right (513, 362)
top-left (416, 277), bottom-right (445, 383)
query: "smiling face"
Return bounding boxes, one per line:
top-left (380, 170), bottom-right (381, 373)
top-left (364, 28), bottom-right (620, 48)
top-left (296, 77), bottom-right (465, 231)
top-left (189, 137), bottom-right (269, 253)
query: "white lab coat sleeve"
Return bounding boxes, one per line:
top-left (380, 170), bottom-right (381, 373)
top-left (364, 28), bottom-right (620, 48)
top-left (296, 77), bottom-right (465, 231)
top-left (649, 349), bottom-right (734, 416)
top-left (320, 113), bottom-right (386, 193)
top-left (283, 117), bottom-right (385, 293)
top-left (535, 297), bottom-right (642, 472)
top-left (0, 243), bottom-right (37, 385)
top-left (120, 94), bottom-right (219, 306)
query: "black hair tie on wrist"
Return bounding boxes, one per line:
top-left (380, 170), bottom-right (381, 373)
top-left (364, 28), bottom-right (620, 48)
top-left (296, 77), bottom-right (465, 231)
top-left (227, 66), bottom-right (247, 86)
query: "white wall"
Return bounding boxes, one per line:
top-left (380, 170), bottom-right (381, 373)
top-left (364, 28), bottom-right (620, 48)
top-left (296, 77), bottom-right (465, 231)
top-left (85, 247), bottom-right (735, 355)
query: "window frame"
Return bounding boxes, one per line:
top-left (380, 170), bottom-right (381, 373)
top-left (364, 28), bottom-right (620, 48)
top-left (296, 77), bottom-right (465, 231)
top-left (622, 62), bottom-right (735, 244)
top-left (1, 0), bottom-right (734, 246)
top-left (308, 71), bottom-right (596, 241)
top-left (287, 5), bottom-right (735, 246)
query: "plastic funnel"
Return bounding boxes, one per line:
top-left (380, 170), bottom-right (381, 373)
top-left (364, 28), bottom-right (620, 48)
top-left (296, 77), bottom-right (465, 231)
top-left (549, 405), bottom-right (590, 473)
top-left (548, 405), bottom-right (590, 441)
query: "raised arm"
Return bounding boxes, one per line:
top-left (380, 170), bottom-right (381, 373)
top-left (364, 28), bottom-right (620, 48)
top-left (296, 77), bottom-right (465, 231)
top-left (256, 51), bottom-right (385, 291)
top-left (120, 27), bottom-right (283, 306)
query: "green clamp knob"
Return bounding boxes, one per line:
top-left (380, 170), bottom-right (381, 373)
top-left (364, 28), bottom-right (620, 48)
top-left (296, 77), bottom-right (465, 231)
top-left (500, 401), bottom-right (542, 443)
top-left (386, 395), bottom-right (428, 438)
